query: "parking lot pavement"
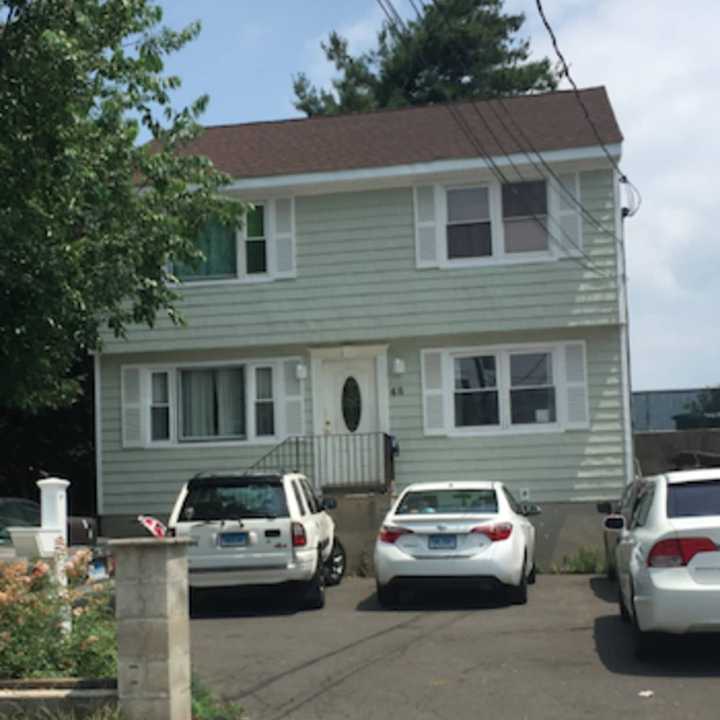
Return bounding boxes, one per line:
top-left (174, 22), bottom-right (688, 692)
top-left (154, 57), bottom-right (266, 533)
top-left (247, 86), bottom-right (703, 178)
top-left (191, 576), bottom-right (720, 720)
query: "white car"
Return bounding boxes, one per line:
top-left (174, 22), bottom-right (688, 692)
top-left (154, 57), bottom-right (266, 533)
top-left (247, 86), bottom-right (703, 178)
top-left (608, 469), bottom-right (720, 657)
top-left (168, 471), bottom-right (337, 609)
top-left (374, 481), bottom-right (539, 606)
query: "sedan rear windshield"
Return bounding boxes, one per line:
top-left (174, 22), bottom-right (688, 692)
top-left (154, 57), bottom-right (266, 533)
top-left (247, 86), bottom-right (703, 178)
top-left (396, 489), bottom-right (498, 515)
top-left (667, 480), bottom-right (720, 518)
top-left (180, 481), bottom-right (289, 521)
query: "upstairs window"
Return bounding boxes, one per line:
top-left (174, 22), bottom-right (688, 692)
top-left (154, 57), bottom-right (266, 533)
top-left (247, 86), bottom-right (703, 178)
top-left (446, 186), bottom-right (492, 259)
top-left (176, 219), bottom-right (237, 281)
top-left (171, 198), bottom-right (296, 284)
top-left (245, 204), bottom-right (267, 274)
top-left (502, 181), bottom-right (549, 254)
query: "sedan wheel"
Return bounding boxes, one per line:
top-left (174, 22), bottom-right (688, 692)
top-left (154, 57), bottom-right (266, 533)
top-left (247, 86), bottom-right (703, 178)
top-left (507, 558), bottom-right (529, 605)
top-left (376, 581), bottom-right (397, 608)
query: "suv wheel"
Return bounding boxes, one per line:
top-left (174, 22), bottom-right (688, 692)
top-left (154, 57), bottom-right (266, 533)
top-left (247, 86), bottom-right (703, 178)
top-left (323, 539), bottom-right (346, 587)
top-left (302, 551), bottom-right (326, 610)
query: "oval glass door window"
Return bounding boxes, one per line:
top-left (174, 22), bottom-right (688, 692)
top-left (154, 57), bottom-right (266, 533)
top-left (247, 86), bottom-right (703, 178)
top-left (341, 377), bottom-right (362, 432)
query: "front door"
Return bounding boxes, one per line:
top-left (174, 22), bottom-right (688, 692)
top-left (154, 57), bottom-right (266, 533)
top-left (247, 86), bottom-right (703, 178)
top-left (320, 358), bottom-right (379, 436)
top-left (313, 349), bottom-right (387, 488)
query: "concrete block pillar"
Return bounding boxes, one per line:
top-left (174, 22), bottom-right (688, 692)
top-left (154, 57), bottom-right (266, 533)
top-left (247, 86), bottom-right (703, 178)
top-left (109, 538), bottom-right (193, 720)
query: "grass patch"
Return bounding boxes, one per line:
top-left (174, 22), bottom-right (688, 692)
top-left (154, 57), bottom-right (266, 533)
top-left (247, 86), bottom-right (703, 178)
top-left (551, 545), bottom-right (606, 574)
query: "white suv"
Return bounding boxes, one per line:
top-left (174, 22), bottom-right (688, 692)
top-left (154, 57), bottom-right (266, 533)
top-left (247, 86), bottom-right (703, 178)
top-left (168, 472), bottom-right (336, 609)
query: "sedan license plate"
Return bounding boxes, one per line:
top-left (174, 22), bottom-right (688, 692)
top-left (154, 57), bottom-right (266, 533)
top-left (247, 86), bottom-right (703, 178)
top-left (428, 534), bottom-right (457, 550)
top-left (218, 532), bottom-right (248, 547)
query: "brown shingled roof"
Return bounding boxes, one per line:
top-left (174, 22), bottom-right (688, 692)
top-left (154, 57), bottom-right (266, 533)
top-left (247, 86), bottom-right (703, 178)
top-left (178, 87), bottom-right (622, 180)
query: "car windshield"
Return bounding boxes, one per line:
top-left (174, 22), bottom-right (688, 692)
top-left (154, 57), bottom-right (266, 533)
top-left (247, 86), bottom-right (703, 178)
top-left (396, 489), bottom-right (498, 515)
top-left (667, 480), bottom-right (720, 518)
top-left (180, 481), bottom-right (289, 521)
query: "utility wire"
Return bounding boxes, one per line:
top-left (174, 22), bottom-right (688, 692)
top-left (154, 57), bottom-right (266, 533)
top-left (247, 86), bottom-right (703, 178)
top-left (535, 0), bottom-right (641, 217)
top-left (377, 0), bottom-right (610, 278)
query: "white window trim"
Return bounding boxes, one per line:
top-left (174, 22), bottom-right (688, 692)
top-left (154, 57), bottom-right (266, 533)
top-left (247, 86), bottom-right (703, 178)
top-left (422, 340), bottom-right (588, 438)
top-left (170, 198), bottom-right (296, 287)
top-left (429, 175), bottom-right (583, 268)
top-left (121, 356), bottom-right (304, 449)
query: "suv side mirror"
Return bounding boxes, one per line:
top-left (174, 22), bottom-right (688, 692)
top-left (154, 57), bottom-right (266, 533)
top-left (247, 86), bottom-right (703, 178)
top-left (521, 502), bottom-right (542, 517)
top-left (321, 497), bottom-right (337, 511)
top-left (603, 514), bottom-right (625, 531)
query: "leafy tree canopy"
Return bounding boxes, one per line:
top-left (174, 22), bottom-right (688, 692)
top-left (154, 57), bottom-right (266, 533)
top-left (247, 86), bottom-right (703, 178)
top-left (0, 0), bottom-right (242, 411)
top-left (293, 0), bottom-right (558, 117)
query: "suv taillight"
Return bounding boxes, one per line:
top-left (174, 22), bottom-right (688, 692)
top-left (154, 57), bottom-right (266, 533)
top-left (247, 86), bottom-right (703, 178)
top-left (379, 526), bottom-right (413, 544)
top-left (291, 522), bottom-right (307, 547)
top-left (648, 537), bottom-right (716, 567)
top-left (471, 523), bottom-right (513, 542)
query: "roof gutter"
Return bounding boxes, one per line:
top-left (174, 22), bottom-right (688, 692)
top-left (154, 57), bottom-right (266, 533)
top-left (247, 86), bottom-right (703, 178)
top-left (224, 143), bottom-right (622, 195)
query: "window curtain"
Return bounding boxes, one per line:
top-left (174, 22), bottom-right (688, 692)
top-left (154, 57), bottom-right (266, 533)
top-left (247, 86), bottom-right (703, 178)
top-left (176, 219), bottom-right (236, 279)
top-left (181, 370), bottom-right (216, 438)
top-left (217, 368), bottom-right (245, 436)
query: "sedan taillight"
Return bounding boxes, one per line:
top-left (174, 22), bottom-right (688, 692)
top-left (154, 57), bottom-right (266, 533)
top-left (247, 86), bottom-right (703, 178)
top-left (291, 522), bottom-right (307, 547)
top-left (648, 537), bottom-right (716, 567)
top-left (379, 526), bottom-right (414, 544)
top-left (471, 523), bottom-right (513, 542)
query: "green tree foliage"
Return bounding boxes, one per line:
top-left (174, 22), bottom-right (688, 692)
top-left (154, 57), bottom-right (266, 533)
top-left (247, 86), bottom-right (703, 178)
top-left (293, 0), bottom-right (557, 117)
top-left (0, 0), bottom-right (242, 410)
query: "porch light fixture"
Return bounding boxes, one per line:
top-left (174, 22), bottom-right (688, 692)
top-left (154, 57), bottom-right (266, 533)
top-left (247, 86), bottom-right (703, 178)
top-left (295, 363), bottom-right (308, 381)
top-left (392, 358), bottom-right (406, 375)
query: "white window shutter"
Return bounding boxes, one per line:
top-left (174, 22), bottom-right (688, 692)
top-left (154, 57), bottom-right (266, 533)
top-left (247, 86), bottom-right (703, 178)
top-left (422, 351), bottom-right (447, 435)
top-left (282, 360), bottom-right (304, 437)
top-left (121, 367), bottom-right (145, 447)
top-left (564, 343), bottom-right (590, 429)
top-left (414, 185), bottom-right (440, 268)
top-left (273, 198), bottom-right (296, 278)
top-left (548, 173), bottom-right (583, 257)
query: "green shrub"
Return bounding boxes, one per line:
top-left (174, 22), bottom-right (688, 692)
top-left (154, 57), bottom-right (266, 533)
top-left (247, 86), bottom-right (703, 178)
top-left (0, 559), bottom-right (116, 679)
top-left (551, 545), bottom-right (606, 574)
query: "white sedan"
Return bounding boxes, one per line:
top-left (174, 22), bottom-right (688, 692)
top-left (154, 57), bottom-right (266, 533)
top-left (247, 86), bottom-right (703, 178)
top-left (609, 469), bottom-right (720, 657)
top-left (374, 481), bottom-right (539, 606)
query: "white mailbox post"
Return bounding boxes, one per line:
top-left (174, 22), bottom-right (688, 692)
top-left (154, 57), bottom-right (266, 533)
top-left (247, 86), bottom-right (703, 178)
top-left (37, 477), bottom-right (70, 547)
top-left (7, 477), bottom-right (71, 559)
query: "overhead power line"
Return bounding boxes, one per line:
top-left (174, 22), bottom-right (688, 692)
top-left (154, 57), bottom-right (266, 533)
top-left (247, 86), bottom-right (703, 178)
top-left (534, 0), bottom-right (641, 218)
top-left (376, 0), bottom-right (611, 278)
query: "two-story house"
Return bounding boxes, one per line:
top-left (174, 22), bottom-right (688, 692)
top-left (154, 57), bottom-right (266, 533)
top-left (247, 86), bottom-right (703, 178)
top-left (95, 87), bottom-right (632, 561)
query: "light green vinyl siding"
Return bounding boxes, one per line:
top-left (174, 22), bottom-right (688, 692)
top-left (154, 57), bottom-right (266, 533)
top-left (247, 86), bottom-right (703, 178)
top-left (100, 170), bottom-right (619, 355)
top-left (98, 326), bottom-right (626, 515)
top-left (99, 346), bottom-right (314, 515)
top-left (388, 327), bottom-right (626, 503)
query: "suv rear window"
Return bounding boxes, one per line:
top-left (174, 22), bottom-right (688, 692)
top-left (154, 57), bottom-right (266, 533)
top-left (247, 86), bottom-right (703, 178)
top-left (180, 480), bottom-right (289, 521)
top-left (396, 489), bottom-right (498, 515)
top-left (667, 480), bottom-right (720, 518)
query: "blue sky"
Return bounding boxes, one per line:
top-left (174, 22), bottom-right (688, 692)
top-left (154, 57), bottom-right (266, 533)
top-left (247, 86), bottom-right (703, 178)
top-left (154, 0), bottom-right (720, 392)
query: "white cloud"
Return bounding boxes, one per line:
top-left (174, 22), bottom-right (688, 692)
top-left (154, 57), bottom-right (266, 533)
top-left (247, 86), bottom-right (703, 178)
top-left (508, 0), bottom-right (720, 389)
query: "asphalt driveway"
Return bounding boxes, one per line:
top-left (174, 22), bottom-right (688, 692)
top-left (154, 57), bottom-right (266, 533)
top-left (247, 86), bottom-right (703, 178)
top-left (191, 576), bottom-right (720, 720)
